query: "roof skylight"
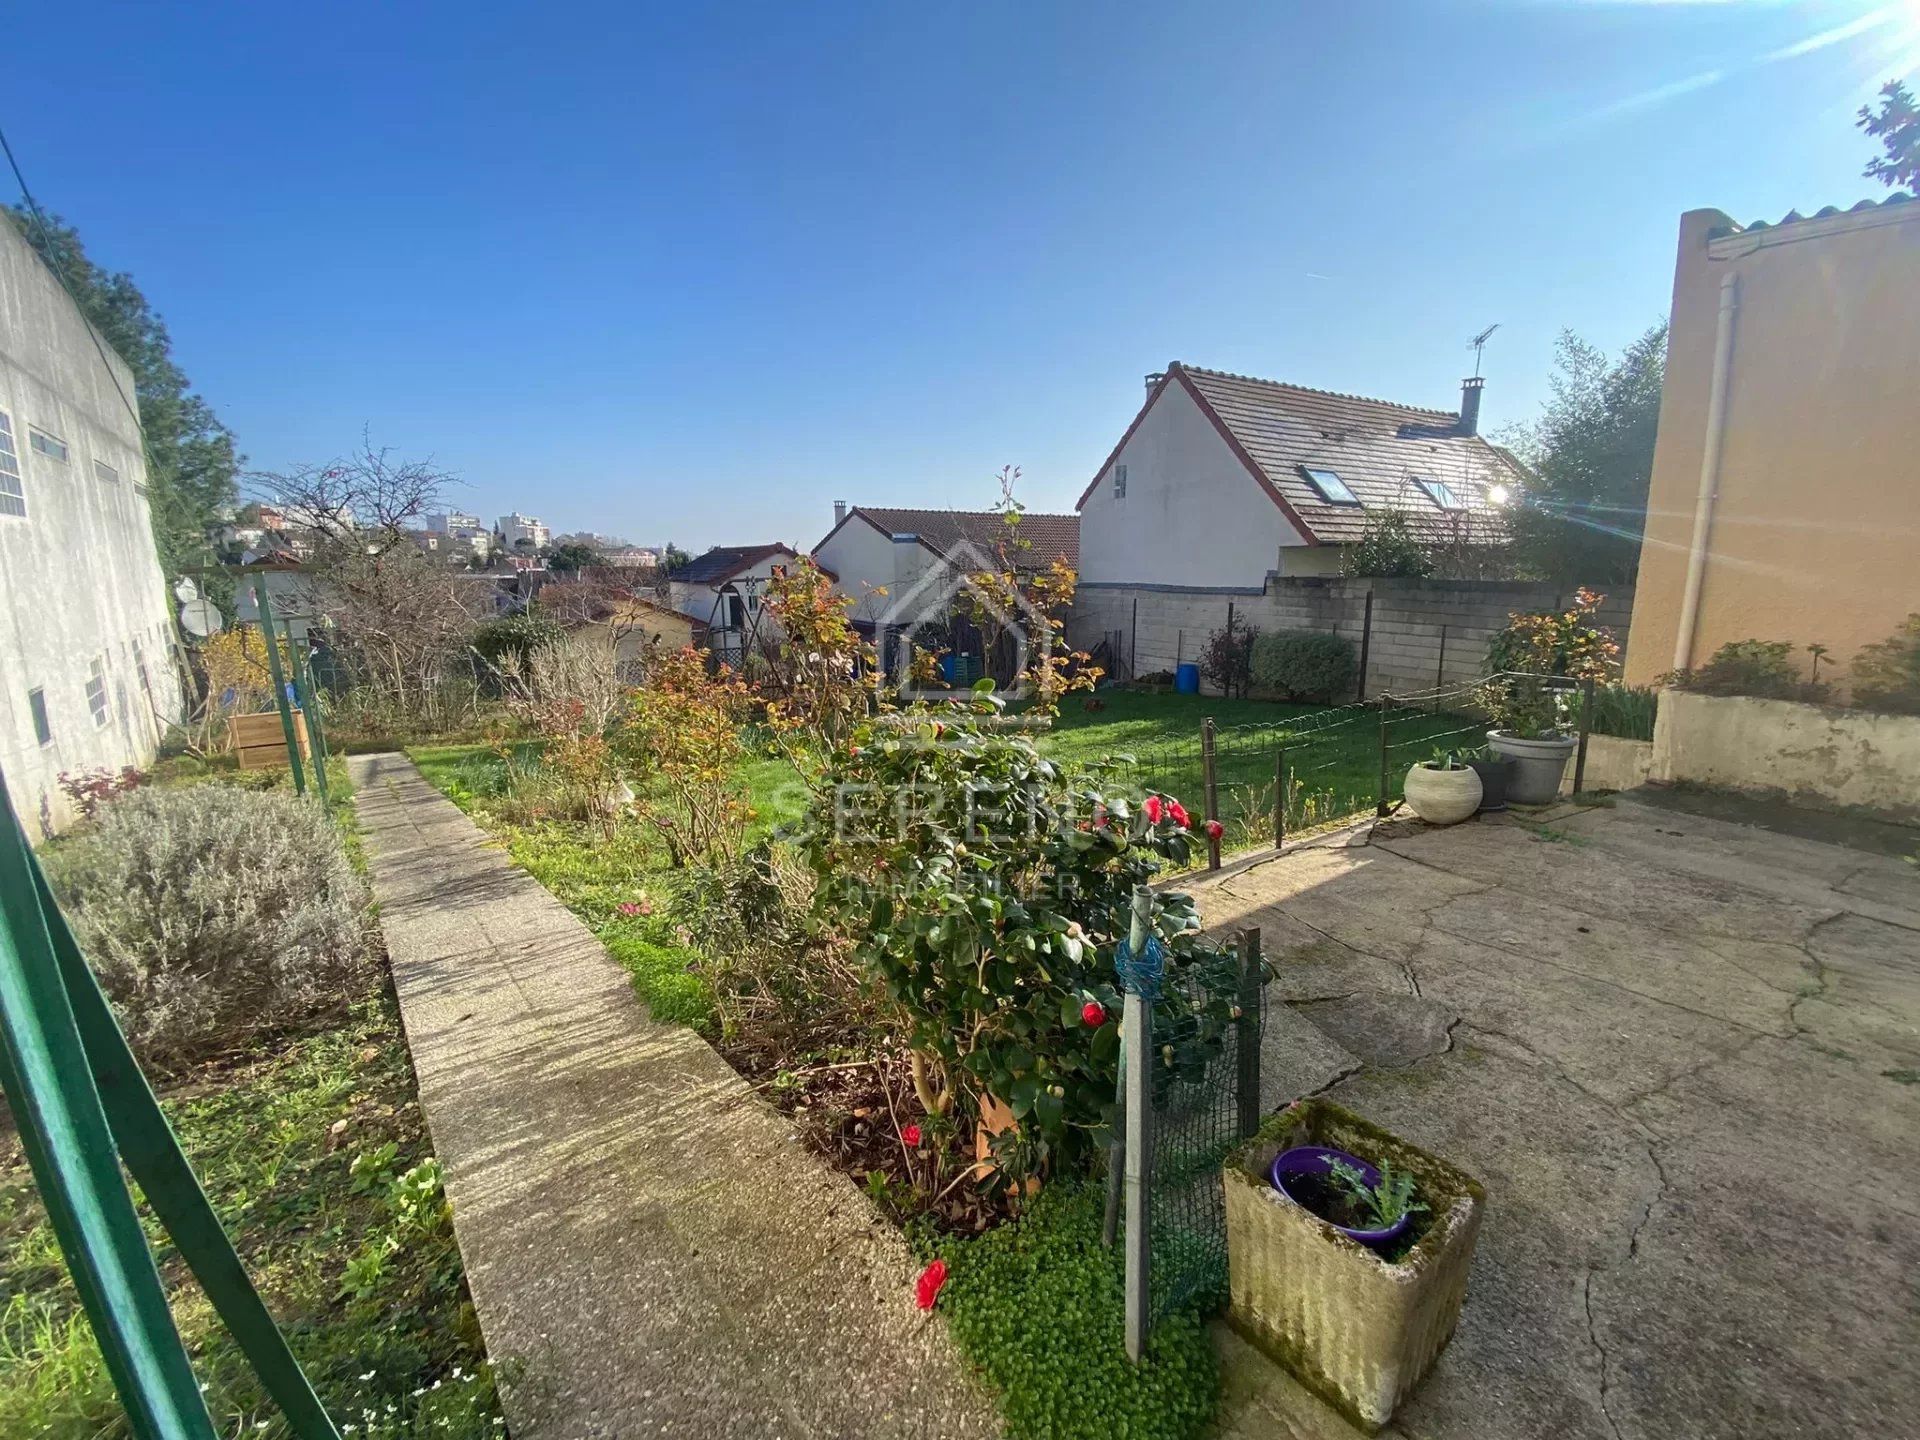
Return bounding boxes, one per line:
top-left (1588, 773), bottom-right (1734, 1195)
top-left (1415, 477), bottom-right (1464, 510)
top-left (1301, 466), bottom-right (1360, 506)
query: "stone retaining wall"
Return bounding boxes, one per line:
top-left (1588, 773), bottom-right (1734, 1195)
top-left (1072, 578), bottom-right (1635, 700)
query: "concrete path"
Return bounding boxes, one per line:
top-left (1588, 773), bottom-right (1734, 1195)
top-left (349, 753), bottom-right (996, 1440)
top-left (1195, 793), bottom-right (1920, 1440)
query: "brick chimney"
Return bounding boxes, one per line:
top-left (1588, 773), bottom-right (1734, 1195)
top-left (1458, 376), bottom-right (1485, 437)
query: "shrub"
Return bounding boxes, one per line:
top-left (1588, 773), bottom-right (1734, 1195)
top-left (1484, 588), bottom-right (1620, 737)
top-left (56, 766), bottom-right (148, 821)
top-left (1250, 630), bottom-right (1357, 704)
top-left (44, 785), bottom-right (370, 1070)
top-left (1342, 509), bottom-right (1434, 579)
top-left (1661, 639), bottom-right (1826, 703)
top-left (1587, 683), bottom-right (1658, 741)
top-left (613, 646), bottom-right (755, 867)
top-left (1851, 613), bottom-right (1920, 715)
top-left (798, 686), bottom-right (1241, 1192)
top-left (1198, 615), bottom-right (1256, 699)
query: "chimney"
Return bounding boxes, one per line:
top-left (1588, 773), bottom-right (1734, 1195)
top-left (1144, 371), bottom-right (1165, 395)
top-left (1458, 376), bottom-right (1485, 437)
top-left (833, 500), bottom-right (847, 527)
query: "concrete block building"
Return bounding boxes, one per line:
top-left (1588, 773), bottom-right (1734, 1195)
top-left (0, 211), bottom-right (184, 834)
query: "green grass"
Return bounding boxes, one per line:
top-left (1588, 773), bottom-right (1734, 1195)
top-left (931, 1184), bottom-right (1217, 1440)
top-left (1043, 690), bottom-right (1485, 848)
top-left (0, 991), bottom-right (500, 1439)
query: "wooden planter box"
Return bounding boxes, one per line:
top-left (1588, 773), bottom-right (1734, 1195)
top-left (229, 710), bottom-right (309, 771)
top-left (1223, 1099), bottom-right (1485, 1432)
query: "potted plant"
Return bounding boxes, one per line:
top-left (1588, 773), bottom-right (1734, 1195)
top-left (1461, 744), bottom-right (1511, 813)
top-left (1401, 749), bottom-right (1481, 826)
top-left (1224, 1099), bottom-right (1486, 1433)
top-left (1482, 588), bottom-right (1620, 805)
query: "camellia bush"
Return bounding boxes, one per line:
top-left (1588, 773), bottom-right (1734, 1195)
top-left (797, 683), bottom-right (1242, 1191)
top-left (1484, 587), bottom-right (1620, 736)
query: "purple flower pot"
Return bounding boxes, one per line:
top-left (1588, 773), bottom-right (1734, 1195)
top-left (1269, 1144), bottom-right (1413, 1250)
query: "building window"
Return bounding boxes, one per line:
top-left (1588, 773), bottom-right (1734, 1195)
top-left (28, 687), bottom-right (52, 745)
top-left (94, 458), bottom-right (120, 485)
top-left (0, 411), bottom-right (23, 518)
top-left (1414, 477), bottom-right (1463, 510)
top-left (87, 656), bottom-right (109, 728)
top-left (1300, 466), bottom-right (1361, 506)
top-left (29, 427), bottom-right (69, 463)
top-left (1113, 463), bottom-right (1128, 499)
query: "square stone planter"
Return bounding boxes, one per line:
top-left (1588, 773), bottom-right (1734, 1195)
top-left (1223, 1099), bottom-right (1485, 1432)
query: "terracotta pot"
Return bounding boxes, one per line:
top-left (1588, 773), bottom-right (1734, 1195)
top-left (1401, 763), bottom-right (1482, 826)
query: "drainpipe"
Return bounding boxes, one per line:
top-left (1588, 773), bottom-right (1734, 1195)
top-left (1672, 271), bottom-right (1739, 674)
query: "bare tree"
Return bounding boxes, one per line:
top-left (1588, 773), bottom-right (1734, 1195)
top-left (249, 432), bottom-right (453, 555)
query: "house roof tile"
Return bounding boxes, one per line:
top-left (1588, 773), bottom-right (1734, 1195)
top-left (847, 507), bottom-right (1079, 570)
top-left (670, 543), bottom-right (796, 584)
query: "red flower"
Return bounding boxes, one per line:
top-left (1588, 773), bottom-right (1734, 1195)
top-left (1081, 1001), bottom-right (1106, 1027)
top-left (915, 1259), bottom-right (948, 1310)
top-left (901, 1124), bottom-right (922, 1147)
top-left (1142, 796), bottom-right (1165, 824)
top-left (1204, 819), bottom-right (1224, 841)
top-left (616, 901), bottom-right (642, 918)
top-left (1167, 799), bottom-right (1191, 829)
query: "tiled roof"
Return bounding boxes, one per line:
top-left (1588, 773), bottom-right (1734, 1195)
top-left (852, 507), bottom-right (1079, 570)
top-left (1726, 191), bottom-right (1914, 235)
top-left (671, 543), bottom-right (796, 584)
top-left (1103, 363), bottom-right (1522, 546)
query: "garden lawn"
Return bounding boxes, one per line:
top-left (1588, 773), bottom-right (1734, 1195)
top-left (1042, 690), bottom-right (1488, 850)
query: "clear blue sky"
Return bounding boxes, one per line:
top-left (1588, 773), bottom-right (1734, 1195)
top-left (5, 1), bottom-right (1913, 552)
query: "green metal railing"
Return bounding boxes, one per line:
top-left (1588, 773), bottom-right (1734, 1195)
top-left (0, 769), bottom-right (341, 1439)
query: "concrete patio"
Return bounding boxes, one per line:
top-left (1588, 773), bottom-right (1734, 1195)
top-left (1196, 791), bottom-right (1920, 1440)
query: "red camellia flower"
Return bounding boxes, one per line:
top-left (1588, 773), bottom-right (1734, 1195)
top-left (915, 1259), bottom-right (949, 1310)
top-left (1167, 799), bottom-right (1191, 829)
top-left (1082, 1000), bottom-right (1106, 1027)
top-left (1142, 795), bottom-right (1165, 824)
top-left (901, 1124), bottom-right (922, 1147)
top-left (1204, 819), bottom-right (1224, 841)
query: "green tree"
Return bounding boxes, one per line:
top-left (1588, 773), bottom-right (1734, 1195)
top-left (1503, 324), bottom-right (1666, 587)
top-left (1859, 80), bottom-right (1920, 192)
top-left (546, 541), bottom-right (604, 574)
top-left (661, 542), bottom-right (693, 574)
top-left (5, 207), bottom-right (239, 581)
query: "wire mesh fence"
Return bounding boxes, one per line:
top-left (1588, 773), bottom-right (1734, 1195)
top-left (1142, 932), bottom-right (1265, 1326)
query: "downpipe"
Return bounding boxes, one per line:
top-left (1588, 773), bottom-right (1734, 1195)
top-left (1672, 271), bottom-right (1739, 674)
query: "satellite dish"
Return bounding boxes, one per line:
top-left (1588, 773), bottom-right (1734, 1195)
top-left (173, 576), bottom-right (202, 603)
top-left (179, 597), bottom-right (224, 638)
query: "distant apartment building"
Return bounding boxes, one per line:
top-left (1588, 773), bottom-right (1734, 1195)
top-left (426, 509), bottom-right (482, 536)
top-left (0, 211), bottom-right (185, 834)
top-left (497, 512), bottom-right (550, 552)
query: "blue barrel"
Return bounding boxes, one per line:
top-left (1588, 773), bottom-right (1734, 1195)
top-left (1175, 662), bottom-right (1201, 694)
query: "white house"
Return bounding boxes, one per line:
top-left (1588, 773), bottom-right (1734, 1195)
top-left (665, 542), bottom-right (799, 663)
top-left (1077, 362), bottom-right (1519, 593)
top-left (810, 504), bottom-right (1079, 626)
top-left (0, 211), bottom-right (186, 835)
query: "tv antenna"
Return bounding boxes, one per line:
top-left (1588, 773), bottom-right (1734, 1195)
top-left (1467, 323), bottom-right (1500, 378)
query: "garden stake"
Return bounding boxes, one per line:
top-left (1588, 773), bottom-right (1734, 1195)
top-left (1273, 747), bottom-right (1287, 851)
top-left (1201, 717), bottom-right (1220, 871)
top-left (1236, 929), bottom-right (1262, 1140)
top-left (281, 618), bottom-right (328, 801)
top-left (1121, 885), bottom-right (1154, 1363)
top-left (251, 583), bottom-right (307, 797)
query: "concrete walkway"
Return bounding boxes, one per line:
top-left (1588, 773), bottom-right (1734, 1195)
top-left (349, 753), bottom-right (996, 1440)
top-left (1197, 792), bottom-right (1920, 1440)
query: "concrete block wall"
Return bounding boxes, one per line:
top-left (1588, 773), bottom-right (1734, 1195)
top-left (1072, 578), bottom-right (1635, 700)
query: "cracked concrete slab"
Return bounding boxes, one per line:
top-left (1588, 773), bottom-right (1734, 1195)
top-left (1191, 796), bottom-right (1920, 1440)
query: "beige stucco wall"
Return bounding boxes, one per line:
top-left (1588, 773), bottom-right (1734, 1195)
top-left (1626, 203), bottom-right (1920, 692)
top-left (1649, 689), bottom-right (1920, 825)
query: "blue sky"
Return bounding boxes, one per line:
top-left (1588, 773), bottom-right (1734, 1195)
top-left (5, 1), bottom-right (1913, 552)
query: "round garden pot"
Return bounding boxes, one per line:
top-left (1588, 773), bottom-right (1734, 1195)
top-left (1269, 1145), bottom-right (1413, 1250)
top-left (1465, 755), bottom-right (1512, 813)
top-left (1485, 730), bottom-right (1577, 806)
top-left (1401, 763), bottom-right (1482, 826)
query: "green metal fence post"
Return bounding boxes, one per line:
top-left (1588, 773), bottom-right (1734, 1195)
top-left (251, 584), bottom-right (307, 797)
top-left (1273, 746), bottom-right (1287, 851)
top-left (1235, 928), bottom-right (1262, 1140)
top-left (1121, 886), bottom-right (1154, 1364)
top-left (0, 780), bottom-right (220, 1440)
top-left (1376, 694), bottom-right (1393, 817)
top-left (1573, 676), bottom-right (1595, 797)
top-left (282, 619), bottom-right (328, 800)
top-left (1201, 717), bottom-right (1221, 871)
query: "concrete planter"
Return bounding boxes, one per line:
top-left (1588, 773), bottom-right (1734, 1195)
top-left (1485, 730), bottom-right (1576, 805)
top-left (1401, 763), bottom-right (1482, 826)
top-left (1224, 1100), bottom-right (1485, 1433)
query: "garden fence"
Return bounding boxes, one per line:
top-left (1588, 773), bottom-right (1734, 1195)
top-left (1115, 671), bottom-right (1595, 870)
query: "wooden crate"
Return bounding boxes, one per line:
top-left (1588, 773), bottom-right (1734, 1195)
top-left (230, 710), bottom-right (310, 771)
